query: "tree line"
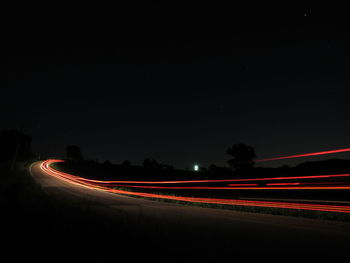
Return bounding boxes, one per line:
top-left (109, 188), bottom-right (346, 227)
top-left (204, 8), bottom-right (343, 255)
top-left (4, 128), bottom-right (348, 177)
top-left (65, 142), bottom-right (256, 171)
top-left (0, 128), bottom-right (257, 172)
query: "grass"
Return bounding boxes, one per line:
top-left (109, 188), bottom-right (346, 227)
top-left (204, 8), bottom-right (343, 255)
top-left (112, 186), bottom-right (350, 222)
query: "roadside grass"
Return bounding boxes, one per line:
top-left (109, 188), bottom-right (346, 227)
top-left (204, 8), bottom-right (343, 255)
top-left (112, 186), bottom-right (350, 222)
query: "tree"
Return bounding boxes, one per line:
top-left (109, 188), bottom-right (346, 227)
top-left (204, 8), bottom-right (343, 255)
top-left (66, 145), bottom-right (84, 162)
top-left (226, 143), bottom-right (256, 171)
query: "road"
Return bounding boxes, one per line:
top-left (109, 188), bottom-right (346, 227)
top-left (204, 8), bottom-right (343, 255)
top-left (29, 161), bottom-right (350, 259)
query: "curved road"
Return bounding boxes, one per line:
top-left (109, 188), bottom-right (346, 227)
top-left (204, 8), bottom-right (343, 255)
top-left (30, 161), bottom-right (350, 259)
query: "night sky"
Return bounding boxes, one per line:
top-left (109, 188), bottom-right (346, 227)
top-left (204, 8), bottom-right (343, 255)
top-left (3, 2), bottom-right (350, 168)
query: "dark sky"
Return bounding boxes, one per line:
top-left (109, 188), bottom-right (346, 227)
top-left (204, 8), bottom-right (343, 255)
top-left (3, 2), bottom-right (350, 168)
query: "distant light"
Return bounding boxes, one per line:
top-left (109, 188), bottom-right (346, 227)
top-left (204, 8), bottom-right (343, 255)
top-left (194, 164), bottom-right (199, 171)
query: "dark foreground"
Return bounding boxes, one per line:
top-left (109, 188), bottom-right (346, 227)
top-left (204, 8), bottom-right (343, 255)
top-left (19, 161), bottom-right (348, 260)
top-left (0, 161), bottom-right (349, 261)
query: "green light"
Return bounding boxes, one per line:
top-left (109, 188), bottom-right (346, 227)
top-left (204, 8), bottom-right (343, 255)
top-left (194, 164), bottom-right (199, 171)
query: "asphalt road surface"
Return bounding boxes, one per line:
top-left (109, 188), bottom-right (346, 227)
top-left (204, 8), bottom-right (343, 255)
top-left (29, 161), bottom-right (350, 260)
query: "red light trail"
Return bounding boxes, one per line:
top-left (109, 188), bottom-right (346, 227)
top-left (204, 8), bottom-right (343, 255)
top-left (254, 148), bottom-right (350, 162)
top-left (40, 160), bottom-right (350, 214)
top-left (105, 184), bottom-right (350, 190)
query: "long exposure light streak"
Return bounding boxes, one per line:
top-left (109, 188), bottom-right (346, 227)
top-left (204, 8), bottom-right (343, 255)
top-left (254, 148), bottom-right (350, 162)
top-left (40, 160), bottom-right (350, 214)
top-left (71, 172), bottom-right (350, 186)
top-left (108, 184), bottom-right (350, 190)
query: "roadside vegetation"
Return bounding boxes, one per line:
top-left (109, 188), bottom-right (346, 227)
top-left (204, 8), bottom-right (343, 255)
top-left (111, 185), bottom-right (350, 222)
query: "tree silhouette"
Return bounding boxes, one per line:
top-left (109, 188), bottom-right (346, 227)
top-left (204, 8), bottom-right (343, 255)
top-left (226, 143), bottom-right (256, 171)
top-left (66, 145), bottom-right (84, 162)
